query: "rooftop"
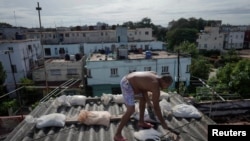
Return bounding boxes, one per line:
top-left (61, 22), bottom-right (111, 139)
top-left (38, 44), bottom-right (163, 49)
top-left (88, 51), bottom-right (180, 61)
top-left (3, 91), bottom-right (215, 141)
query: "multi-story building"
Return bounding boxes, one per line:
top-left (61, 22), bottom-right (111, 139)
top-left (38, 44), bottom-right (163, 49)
top-left (0, 39), bottom-right (42, 93)
top-left (196, 27), bottom-right (225, 51)
top-left (224, 31), bottom-right (245, 50)
top-left (26, 27), bottom-right (153, 44)
top-left (85, 48), bottom-right (191, 96)
top-left (197, 25), bottom-right (250, 51)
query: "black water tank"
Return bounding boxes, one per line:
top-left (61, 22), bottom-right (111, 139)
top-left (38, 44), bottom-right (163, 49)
top-left (75, 53), bottom-right (81, 61)
top-left (65, 54), bottom-right (70, 60)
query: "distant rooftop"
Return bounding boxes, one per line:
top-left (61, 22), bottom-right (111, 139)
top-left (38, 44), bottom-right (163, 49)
top-left (88, 50), bottom-right (180, 61)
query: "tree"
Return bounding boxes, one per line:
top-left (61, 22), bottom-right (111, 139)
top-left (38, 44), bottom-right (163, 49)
top-left (19, 78), bottom-right (42, 105)
top-left (230, 59), bottom-right (250, 97)
top-left (167, 28), bottom-right (198, 50)
top-left (176, 41), bottom-right (199, 58)
top-left (190, 57), bottom-right (211, 80)
top-left (208, 59), bottom-right (250, 98)
top-left (0, 62), bottom-right (6, 95)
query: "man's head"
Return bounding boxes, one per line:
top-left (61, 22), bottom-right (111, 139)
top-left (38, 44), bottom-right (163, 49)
top-left (159, 75), bottom-right (173, 89)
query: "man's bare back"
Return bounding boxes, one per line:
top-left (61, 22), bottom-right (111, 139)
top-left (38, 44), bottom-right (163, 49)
top-left (126, 71), bottom-right (160, 95)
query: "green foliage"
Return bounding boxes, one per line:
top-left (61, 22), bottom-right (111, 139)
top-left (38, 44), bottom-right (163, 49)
top-left (0, 62), bottom-right (6, 84)
top-left (221, 49), bottom-right (240, 63)
top-left (0, 62), bottom-right (7, 95)
top-left (0, 99), bottom-right (18, 116)
top-left (20, 78), bottom-right (34, 91)
top-left (176, 41), bottom-right (199, 58)
top-left (0, 22), bottom-right (13, 28)
top-left (167, 28), bottom-right (198, 50)
top-left (208, 59), bottom-right (250, 98)
top-left (190, 57), bottom-right (212, 80)
top-left (230, 59), bottom-right (250, 97)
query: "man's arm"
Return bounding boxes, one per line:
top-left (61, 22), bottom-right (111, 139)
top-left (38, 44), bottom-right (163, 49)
top-left (143, 92), bottom-right (153, 108)
top-left (151, 89), bottom-right (168, 129)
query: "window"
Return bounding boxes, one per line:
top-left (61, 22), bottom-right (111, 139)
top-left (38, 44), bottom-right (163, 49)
top-left (55, 48), bottom-right (58, 55)
top-left (50, 69), bottom-right (61, 76)
top-left (67, 68), bottom-right (77, 75)
top-left (28, 45), bottom-right (32, 52)
top-left (65, 33), bottom-right (69, 37)
top-left (87, 69), bottom-right (92, 78)
top-left (144, 67), bottom-right (151, 71)
top-left (161, 66), bottom-right (169, 74)
top-left (44, 48), bottom-right (51, 56)
top-left (111, 68), bottom-right (118, 76)
top-left (8, 47), bottom-right (13, 52)
top-left (145, 31), bottom-right (149, 35)
top-left (11, 65), bottom-right (17, 73)
top-left (186, 65), bottom-right (190, 73)
top-left (204, 44), bottom-right (207, 48)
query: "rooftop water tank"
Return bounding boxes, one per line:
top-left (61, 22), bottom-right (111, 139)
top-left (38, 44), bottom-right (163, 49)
top-left (145, 51), bottom-right (152, 59)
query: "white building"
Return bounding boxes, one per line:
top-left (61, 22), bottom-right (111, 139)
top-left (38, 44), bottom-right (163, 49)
top-left (26, 27), bottom-right (154, 44)
top-left (196, 27), bottom-right (225, 51)
top-left (0, 39), bottom-right (42, 93)
top-left (32, 55), bottom-right (85, 82)
top-left (224, 31), bottom-right (245, 50)
top-left (85, 49), bottom-right (191, 96)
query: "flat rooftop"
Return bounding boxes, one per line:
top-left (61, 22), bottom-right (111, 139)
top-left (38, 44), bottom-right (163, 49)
top-left (88, 51), bottom-right (179, 61)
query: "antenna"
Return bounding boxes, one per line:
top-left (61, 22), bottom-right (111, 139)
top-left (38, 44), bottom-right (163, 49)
top-left (13, 11), bottom-right (17, 27)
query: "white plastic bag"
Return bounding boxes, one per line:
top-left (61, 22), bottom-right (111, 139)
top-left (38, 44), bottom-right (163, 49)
top-left (112, 94), bottom-right (125, 104)
top-left (69, 95), bottom-right (87, 106)
top-left (133, 103), bottom-right (158, 123)
top-left (53, 95), bottom-right (87, 107)
top-left (100, 93), bottom-right (113, 105)
top-left (159, 99), bottom-right (172, 117)
top-left (78, 110), bottom-right (111, 127)
top-left (172, 104), bottom-right (201, 118)
top-left (25, 113), bottom-right (66, 129)
top-left (134, 128), bottom-right (162, 141)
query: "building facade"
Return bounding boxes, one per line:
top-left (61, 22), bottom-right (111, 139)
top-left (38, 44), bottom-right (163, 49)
top-left (197, 25), bottom-right (250, 51)
top-left (26, 27), bottom-right (154, 44)
top-left (0, 39), bottom-right (42, 93)
top-left (85, 49), bottom-right (191, 96)
top-left (196, 27), bottom-right (225, 51)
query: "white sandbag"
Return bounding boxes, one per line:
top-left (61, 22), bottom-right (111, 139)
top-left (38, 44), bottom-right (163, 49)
top-left (78, 110), bottom-right (111, 127)
top-left (159, 99), bottom-right (172, 111)
top-left (159, 99), bottom-right (172, 117)
top-left (134, 128), bottom-right (162, 141)
top-left (112, 94), bottom-right (125, 104)
top-left (159, 92), bottom-right (170, 100)
top-left (69, 95), bottom-right (87, 106)
top-left (101, 93), bottom-right (113, 105)
top-left (133, 103), bottom-right (158, 123)
top-left (25, 113), bottom-right (66, 129)
top-left (172, 104), bottom-right (202, 118)
top-left (53, 95), bottom-right (71, 107)
top-left (53, 95), bottom-right (87, 107)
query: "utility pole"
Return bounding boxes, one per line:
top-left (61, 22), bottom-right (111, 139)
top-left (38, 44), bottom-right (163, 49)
top-left (177, 49), bottom-right (180, 94)
top-left (5, 50), bottom-right (23, 118)
top-left (36, 2), bottom-right (49, 94)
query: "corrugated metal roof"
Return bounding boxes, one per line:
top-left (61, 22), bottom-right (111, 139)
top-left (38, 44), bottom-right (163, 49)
top-left (4, 92), bottom-right (215, 141)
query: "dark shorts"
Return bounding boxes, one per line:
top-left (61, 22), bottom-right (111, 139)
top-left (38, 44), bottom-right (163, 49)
top-left (120, 76), bottom-right (135, 106)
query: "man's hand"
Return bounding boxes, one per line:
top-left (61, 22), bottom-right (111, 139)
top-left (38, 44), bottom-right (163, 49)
top-left (162, 122), bottom-right (168, 129)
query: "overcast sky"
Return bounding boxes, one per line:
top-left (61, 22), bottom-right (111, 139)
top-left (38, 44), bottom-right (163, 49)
top-left (1, 0), bottom-right (250, 28)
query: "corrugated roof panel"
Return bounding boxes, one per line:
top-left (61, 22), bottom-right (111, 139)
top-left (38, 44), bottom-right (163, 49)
top-left (4, 92), bottom-right (216, 141)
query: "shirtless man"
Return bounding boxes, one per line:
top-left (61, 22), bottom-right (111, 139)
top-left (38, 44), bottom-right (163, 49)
top-left (114, 71), bottom-right (173, 141)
